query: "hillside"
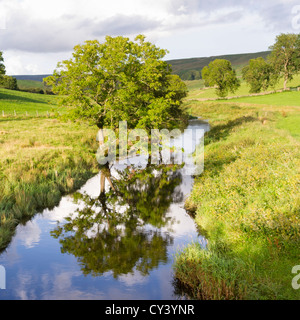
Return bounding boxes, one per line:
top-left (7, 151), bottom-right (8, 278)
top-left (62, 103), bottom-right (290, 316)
top-left (9, 51), bottom-right (271, 84)
top-left (12, 74), bottom-right (51, 82)
top-left (0, 87), bottom-right (59, 116)
top-left (167, 51), bottom-right (271, 79)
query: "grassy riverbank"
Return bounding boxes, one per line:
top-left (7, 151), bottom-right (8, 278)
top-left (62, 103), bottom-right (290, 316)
top-left (174, 93), bottom-right (300, 299)
top-left (0, 89), bottom-right (99, 251)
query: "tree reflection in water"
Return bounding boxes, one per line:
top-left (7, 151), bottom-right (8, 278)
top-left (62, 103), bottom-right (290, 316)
top-left (51, 160), bottom-right (184, 279)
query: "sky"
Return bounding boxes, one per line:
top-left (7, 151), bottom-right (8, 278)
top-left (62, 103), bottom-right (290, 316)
top-left (0, 0), bottom-right (300, 75)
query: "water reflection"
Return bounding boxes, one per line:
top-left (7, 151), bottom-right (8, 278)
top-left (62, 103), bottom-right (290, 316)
top-left (0, 120), bottom-right (209, 299)
top-left (51, 160), bottom-right (185, 279)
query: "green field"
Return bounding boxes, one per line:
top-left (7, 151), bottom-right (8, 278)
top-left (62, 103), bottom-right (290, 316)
top-left (220, 91), bottom-right (300, 106)
top-left (185, 74), bottom-right (300, 101)
top-left (0, 87), bottom-right (59, 116)
top-left (277, 114), bottom-right (300, 140)
top-left (17, 79), bottom-right (46, 90)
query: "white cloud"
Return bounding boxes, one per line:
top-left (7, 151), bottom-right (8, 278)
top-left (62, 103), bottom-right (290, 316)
top-left (14, 220), bottom-right (41, 249)
top-left (4, 55), bottom-right (39, 74)
top-left (1, 0), bottom-right (299, 74)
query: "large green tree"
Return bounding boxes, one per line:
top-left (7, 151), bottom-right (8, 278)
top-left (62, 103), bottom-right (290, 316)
top-left (45, 35), bottom-right (188, 132)
top-left (242, 57), bottom-right (275, 93)
top-left (201, 59), bottom-right (240, 98)
top-left (268, 33), bottom-right (300, 90)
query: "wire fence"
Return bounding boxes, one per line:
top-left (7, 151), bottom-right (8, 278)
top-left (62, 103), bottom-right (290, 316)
top-left (1, 110), bottom-right (61, 118)
top-left (187, 87), bottom-right (300, 102)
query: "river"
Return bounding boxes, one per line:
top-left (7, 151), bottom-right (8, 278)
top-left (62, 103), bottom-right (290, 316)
top-left (0, 119), bottom-right (209, 300)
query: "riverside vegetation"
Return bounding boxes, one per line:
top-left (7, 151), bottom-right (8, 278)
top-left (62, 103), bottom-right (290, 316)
top-left (174, 89), bottom-right (300, 300)
top-left (0, 88), bottom-right (100, 250)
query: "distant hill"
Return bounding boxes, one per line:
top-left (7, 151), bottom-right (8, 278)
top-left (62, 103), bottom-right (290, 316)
top-left (167, 51), bottom-right (271, 80)
top-left (10, 51), bottom-right (271, 83)
top-left (12, 74), bottom-right (51, 82)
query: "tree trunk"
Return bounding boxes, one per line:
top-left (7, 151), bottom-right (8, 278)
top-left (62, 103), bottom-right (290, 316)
top-left (284, 76), bottom-right (288, 91)
top-left (100, 173), bottom-right (106, 194)
top-left (283, 59), bottom-right (289, 91)
top-left (97, 128), bottom-right (104, 146)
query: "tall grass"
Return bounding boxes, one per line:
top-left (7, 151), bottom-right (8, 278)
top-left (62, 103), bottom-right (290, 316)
top-left (0, 89), bottom-right (100, 250)
top-left (174, 102), bottom-right (300, 300)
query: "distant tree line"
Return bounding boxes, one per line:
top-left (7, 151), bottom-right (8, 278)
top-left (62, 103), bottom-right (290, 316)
top-left (201, 33), bottom-right (300, 97)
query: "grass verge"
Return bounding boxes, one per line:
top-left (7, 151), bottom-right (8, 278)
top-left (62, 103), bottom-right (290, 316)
top-left (174, 100), bottom-right (300, 300)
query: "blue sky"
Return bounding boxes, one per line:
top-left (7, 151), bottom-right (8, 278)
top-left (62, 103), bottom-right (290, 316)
top-left (0, 0), bottom-right (300, 75)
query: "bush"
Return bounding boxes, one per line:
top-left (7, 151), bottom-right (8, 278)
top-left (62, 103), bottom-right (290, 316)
top-left (0, 75), bottom-right (19, 90)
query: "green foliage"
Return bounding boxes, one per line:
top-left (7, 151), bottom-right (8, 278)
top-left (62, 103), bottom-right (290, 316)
top-left (201, 59), bottom-right (240, 97)
top-left (0, 75), bottom-right (19, 90)
top-left (51, 162), bottom-right (182, 277)
top-left (174, 242), bottom-right (247, 300)
top-left (201, 66), bottom-right (211, 88)
top-left (242, 57), bottom-right (275, 93)
top-left (0, 51), bottom-right (5, 75)
top-left (181, 70), bottom-right (201, 81)
top-left (268, 33), bottom-right (300, 90)
top-left (45, 35), bottom-right (188, 132)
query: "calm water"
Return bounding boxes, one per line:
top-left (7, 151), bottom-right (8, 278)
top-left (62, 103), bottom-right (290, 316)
top-left (0, 120), bottom-right (209, 300)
